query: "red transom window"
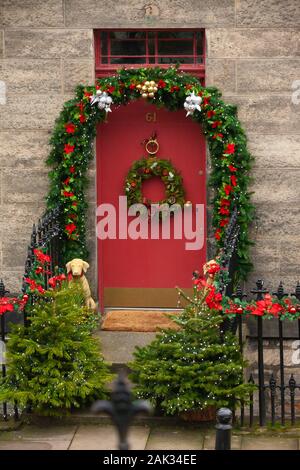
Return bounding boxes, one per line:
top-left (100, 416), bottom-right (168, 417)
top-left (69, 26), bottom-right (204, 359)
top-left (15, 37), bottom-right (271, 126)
top-left (95, 30), bottom-right (205, 81)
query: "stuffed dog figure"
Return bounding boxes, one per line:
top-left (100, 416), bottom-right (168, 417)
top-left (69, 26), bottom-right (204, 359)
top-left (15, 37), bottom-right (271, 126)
top-left (66, 258), bottom-right (97, 311)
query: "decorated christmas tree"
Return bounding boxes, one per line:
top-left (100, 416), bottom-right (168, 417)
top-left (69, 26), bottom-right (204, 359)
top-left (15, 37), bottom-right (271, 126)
top-left (0, 283), bottom-right (113, 415)
top-left (130, 261), bottom-right (253, 416)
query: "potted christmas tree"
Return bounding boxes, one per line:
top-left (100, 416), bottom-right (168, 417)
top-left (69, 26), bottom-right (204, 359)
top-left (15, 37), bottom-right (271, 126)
top-left (0, 282), bottom-right (113, 416)
top-left (130, 261), bottom-right (253, 421)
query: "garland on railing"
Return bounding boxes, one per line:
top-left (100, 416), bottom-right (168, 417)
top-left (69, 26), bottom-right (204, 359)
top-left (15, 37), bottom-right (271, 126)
top-left (46, 67), bottom-right (254, 279)
top-left (182, 260), bottom-right (300, 321)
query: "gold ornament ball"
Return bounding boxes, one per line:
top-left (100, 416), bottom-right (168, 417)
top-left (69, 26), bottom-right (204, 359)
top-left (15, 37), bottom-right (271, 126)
top-left (153, 86), bottom-right (158, 92)
top-left (148, 92), bottom-right (154, 98)
top-left (142, 85), bottom-right (147, 91)
top-left (144, 81), bottom-right (150, 86)
top-left (136, 84), bottom-right (142, 89)
top-left (148, 86), bottom-right (154, 92)
top-left (142, 93), bottom-right (148, 98)
top-left (150, 80), bottom-right (156, 86)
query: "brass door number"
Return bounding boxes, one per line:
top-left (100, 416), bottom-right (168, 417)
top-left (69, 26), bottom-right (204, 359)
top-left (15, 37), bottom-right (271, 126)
top-left (145, 112), bottom-right (157, 122)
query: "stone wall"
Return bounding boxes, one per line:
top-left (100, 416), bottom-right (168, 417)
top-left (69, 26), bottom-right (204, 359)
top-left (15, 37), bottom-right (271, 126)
top-left (0, 0), bottom-right (300, 296)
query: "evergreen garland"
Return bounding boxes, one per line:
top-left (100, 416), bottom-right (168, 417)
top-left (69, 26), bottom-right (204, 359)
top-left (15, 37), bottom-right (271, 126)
top-left (46, 67), bottom-right (254, 279)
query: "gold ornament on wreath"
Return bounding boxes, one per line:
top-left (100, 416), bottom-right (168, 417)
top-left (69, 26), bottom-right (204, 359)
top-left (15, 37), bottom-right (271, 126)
top-left (136, 80), bottom-right (158, 99)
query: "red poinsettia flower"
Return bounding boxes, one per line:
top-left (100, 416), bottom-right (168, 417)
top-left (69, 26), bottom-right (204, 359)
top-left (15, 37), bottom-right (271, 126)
top-left (33, 249), bottom-right (51, 264)
top-left (215, 228), bottom-right (222, 240)
top-left (64, 123), bottom-right (76, 134)
top-left (205, 286), bottom-right (223, 311)
top-left (63, 191), bottom-right (75, 197)
top-left (194, 277), bottom-right (208, 290)
top-left (84, 91), bottom-right (93, 98)
top-left (63, 177), bottom-right (71, 186)
top-left (207, 110), bottom-right (216, 118)
top-left (72, 201), bottom-right (78, 207)
top-left (220, 218), bottom-right (229, 227)
top-left (220, 198), bottom-right (230, 206)
top-left (219, 207), bottom-right (230, 216)
top-left (224, 184), bottom-right (233, 195)
top-left (157, 80), bottom-right (167, 88)
top-left (185, 84), bottom-right (193, 90)
top-left (231, 175), bottom-right (237, 187)
top-left (0, 298), bottom-right (14, 315)
top-left (76, 102), bottom-right (85, 112)
top-left (106, 86), bottom-right (115, 94)
top-left (49, 273), bottom-right (67, 289)
top-left (250, 294), bottom-right (283, 317)
top-left (212, 120), bottom-right (222, 129)
top-left (79, 114), bottom-right (86, 123)
top-left (228, 165), bottom-right (237, 172)
top-left (129, 83), bottom-right (136, 89)
top-left (25, 278), bottom-right (45, 294)
top-left (203, 97), bottom-right (210, 106)
top-left (65, 223), bottom-right (77, 234)
top-left (69, 166), bottom-right (76, 174)
top-left (212, 133), bottom-right (224, 139)
top-left (170, 85), bottom-right (180, 93)
top-left (225, 143), bottom-right (235, 154)
top-left (64, 144), bottom-right (75, 154)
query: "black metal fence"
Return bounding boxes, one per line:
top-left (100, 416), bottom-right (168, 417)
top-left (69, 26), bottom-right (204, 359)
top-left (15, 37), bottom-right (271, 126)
top-left (0, 207), bottom-right (62, 420)
top-left (232, 279), bottom-right (300, 427)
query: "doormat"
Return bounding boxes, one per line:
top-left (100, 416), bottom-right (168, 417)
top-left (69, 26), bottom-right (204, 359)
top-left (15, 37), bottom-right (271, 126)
top-left (101, 310), bottom-right (180, 332)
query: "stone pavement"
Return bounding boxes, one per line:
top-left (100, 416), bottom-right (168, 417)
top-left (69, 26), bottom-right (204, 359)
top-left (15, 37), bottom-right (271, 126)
top-left (1, 423), bottom-right (300, 450)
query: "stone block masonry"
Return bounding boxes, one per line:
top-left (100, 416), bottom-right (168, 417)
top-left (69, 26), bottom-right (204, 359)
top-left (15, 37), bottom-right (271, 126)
top-left (0, 1), bottom-right (300, 296)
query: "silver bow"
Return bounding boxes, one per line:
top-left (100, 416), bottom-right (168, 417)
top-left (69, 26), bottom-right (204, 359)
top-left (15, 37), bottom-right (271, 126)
top-left (184, 92), bottom-right (202, 117)
top-left (90, 90), bottom-right (113, 113)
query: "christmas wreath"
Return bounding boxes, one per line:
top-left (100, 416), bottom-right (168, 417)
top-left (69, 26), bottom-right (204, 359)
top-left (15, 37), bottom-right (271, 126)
top-left (125, 157), bottom-right (185, 209)
top-left (46, 66), bottom-right (254, 280)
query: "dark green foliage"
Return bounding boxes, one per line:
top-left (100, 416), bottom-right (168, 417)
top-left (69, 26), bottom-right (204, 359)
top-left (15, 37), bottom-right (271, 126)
top-left (0, 285), bottom-right (113, 415)
top-left (130, 288), bottom-right (254, 415)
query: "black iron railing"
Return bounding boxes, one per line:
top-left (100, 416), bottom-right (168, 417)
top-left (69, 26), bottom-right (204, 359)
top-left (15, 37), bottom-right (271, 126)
top-left (233, 279), bottom-right (300, 427)
top-left (21, 206), bottom-right (63, 324)
top-left (0, 206), bottom-right (63, 420)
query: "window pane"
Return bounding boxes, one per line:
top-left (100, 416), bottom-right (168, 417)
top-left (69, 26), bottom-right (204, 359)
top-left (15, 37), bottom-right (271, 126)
top-left (110, 31), bottom-right (146, 40)
top-left (157, 31), bottom-right (194, 39)
top-left (196, 31), bottom-right (204, 56)
top-left (158, 40), bottom-right (193, 56)
top-left (111, 40), bottom-right (146, 56)
top-left (100, 32), bottom-right (108, 58)
top-left (158, 57), bottom-right (194, 64)
top-left (110, 57), bottom-right (146, 64)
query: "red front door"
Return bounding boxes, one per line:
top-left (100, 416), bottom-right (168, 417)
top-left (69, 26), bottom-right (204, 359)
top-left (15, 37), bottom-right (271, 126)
top-left (96, 100), bottom-right (206, 308)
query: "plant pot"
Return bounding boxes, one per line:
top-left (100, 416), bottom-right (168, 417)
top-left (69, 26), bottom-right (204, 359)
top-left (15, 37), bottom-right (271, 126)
top-left (179, 406), bottom-right (216, 423)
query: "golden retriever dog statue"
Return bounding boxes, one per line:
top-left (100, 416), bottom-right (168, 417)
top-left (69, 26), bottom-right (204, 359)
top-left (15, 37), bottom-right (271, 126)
top-left (66, 258), bottom-right (97, 311)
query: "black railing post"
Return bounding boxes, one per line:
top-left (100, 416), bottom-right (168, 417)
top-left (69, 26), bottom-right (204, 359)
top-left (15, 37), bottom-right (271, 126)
top-left (273, 282), bottom-right (288, 425)
top-left (248, 374), bottom-right (254, 428)
top-left (215, 408), bottom-right (232, 450)
top-left (91, 372), bottom-right (151, 450)
top-left (269, 374), bottom-right (276, 426)
top-left (288, 374), bottom-right (296, 426)
top-left (251, 279), bottom-right (268, 426)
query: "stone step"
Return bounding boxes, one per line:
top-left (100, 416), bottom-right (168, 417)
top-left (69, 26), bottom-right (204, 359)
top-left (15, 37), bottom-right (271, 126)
top-left (95, 330), bottom-right (157, 365)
